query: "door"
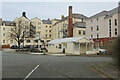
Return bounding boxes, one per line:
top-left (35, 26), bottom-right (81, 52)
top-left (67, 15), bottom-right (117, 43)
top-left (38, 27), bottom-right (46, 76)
top-left (80, 43), bottom-right (86, 54)
top-left (74, 43), bottom-right (80, 55)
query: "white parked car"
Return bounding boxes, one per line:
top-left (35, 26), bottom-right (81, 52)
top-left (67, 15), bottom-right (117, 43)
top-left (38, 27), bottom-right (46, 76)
top-left (93, 49), bottom-right (107, 54)
top-left (98, 49), bottom-right (107, 53)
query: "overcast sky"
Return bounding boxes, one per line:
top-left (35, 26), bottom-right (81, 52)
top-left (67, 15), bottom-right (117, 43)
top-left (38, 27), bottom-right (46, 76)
top-left (1, 2), bottom-right (119, 21)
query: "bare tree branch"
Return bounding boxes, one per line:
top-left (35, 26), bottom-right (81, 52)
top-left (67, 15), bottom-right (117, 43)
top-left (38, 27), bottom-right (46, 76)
top-left (9, 21), bottom-right (35, 50)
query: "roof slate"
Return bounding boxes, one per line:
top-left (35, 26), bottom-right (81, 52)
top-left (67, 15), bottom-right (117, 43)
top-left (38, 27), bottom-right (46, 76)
top-left (61, 13), bottom-right (88, 21)
top-left (48, 37), bottom-right (92, 44)
top-left (53, 13), bottom-right (87, 26)
top-left (48, 37), bottom-right (85, 44)
top-left (89, 11), bottom-right (108, 19)
top-left (2, 21), bottom-right (15, 26)
top-left (105, 7), bottom-right (118, 19)
top-left (88, 7), bottom-right (118, 19)
top-left (42, 20), bottom-right (52, 24)
top-left (73, 22), bottom-right (86, 28)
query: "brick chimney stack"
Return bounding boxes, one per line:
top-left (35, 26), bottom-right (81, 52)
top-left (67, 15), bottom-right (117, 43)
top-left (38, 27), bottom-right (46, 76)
top-left (68, 6), bottom-right (73, 37)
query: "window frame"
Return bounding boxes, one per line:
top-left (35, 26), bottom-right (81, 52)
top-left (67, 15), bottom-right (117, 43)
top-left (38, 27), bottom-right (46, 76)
top-left (115, 19), bottom-right (117, 26)
top-left (83, 30), bottom-right (85, 35)
top-left (3, 33), bottom-right (5, 36)
top-left (91, 27), bottom-right (93, 31)
top-left (3, 40), bottom-right (5, 43)
top-left (78, 30), bottom-right (81, 34)
top-left (26, 40), bottom-right (31, 43)
top-left (96, 26), bottom-right (99, 31)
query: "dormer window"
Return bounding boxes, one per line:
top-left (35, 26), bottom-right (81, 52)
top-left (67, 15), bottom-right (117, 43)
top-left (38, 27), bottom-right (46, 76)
top-left (2, 22), bottom-right (6, 26)
top-left (11, 23), bottom-right (14, 25)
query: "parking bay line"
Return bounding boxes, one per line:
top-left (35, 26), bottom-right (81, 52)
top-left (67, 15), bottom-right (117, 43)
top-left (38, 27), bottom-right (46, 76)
top-left (23, 65), bottom-right (39, 80)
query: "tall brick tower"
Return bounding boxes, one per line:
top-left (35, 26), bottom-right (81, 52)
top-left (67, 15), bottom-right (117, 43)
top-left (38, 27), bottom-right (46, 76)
top-left (68, 6), bottom-right (73, 37)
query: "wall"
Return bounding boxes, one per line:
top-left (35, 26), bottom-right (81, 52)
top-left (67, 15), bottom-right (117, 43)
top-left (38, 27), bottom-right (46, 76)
top-left (80, 43), bottom-right (86, 54)
top-left (86, 12), bottom-right (118, 49)
top-left (48, 44), bottom-right (63, 53)
top-left (87, 43), bottom-right (93, 51)
top-left (0, 25), bottom-right (17, 46)
top-left (73, 27), bottom-right (86, 37)
top-left (65, 42), bottom-right (74, 54)
top-left (107, 13), bottom-right (118, 38)
top-left (86, 15), bottom-right (108, 39)
top-left (0, 16), bottom-right (54, 48)
top-left (52, 17), bottom-right (86, 39)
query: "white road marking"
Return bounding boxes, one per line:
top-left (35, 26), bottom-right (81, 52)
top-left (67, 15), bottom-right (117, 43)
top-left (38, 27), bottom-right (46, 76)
top-left (102, 76), bottom-right (106, 78)
top-left (31, 53), bottom-right (43, 55)
top-left (24, 65), bottom-right (39, 80)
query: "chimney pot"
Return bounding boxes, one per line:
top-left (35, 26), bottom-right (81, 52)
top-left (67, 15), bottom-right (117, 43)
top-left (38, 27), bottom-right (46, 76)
top-left (22, 12), bottom-right (26, 17)
top-left (61, 15), bottom-right (65, 19)
top-left (69, 6), bottom-right (72, 8)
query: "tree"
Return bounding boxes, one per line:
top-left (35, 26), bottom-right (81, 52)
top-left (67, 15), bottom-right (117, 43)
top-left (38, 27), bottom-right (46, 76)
top-left (111, 38), bottom-right (118, 65)
top-left (107, 37), bottom-right (119, 73)
top-left (10, 21), bottom-right (35, 51)
top-left (112, 37), bottom-right (120, 77)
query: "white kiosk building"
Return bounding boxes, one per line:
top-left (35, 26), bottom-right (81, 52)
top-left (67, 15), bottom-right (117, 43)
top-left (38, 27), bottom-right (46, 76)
top-left (48, 37), bottom-right (94, 55)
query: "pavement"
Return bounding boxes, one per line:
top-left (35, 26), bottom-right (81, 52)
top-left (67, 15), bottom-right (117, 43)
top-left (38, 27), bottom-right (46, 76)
top-left (91, 62), bottom-right (118, 78)
top-left (31, 53), bottom-right (44, 55)
top-left (2, 52), bottom-right (113, 79)
top-left (47, 54), bottom-right (66, 56)
top-left (0, 51), bottom-right (2, 80)
top-left (2, 49), bottom-right (15, 53)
